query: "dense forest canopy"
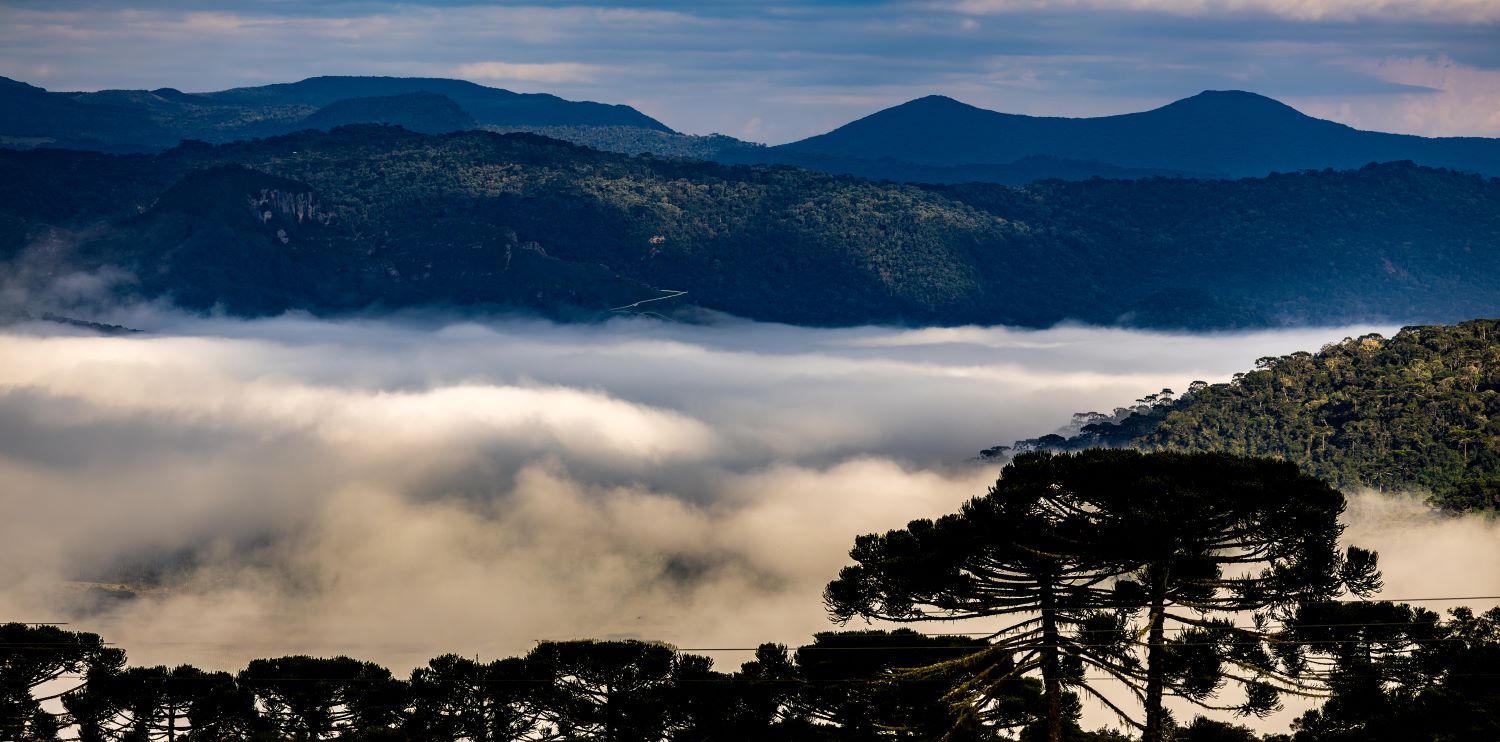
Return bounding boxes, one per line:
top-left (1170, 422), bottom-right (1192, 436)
top-left (2, 126), bottom-right (1498, 329)
top-left (1001, 320), bottom-right (1500, 511)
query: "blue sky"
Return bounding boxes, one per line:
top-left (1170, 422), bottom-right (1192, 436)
top-left (1, 0), bottom-right (1497, 143)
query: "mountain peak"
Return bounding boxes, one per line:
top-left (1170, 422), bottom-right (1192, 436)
top-left (780, 87), bottom-right (1498, 178)
top-left (0, 76), bottom-right (45, 93)
top-left (1159, 89), bottom-right (1310, 119)
top-left (890, 94), bottom-right (983, 113)
top-left (905, 94), bottom-right (963, 105)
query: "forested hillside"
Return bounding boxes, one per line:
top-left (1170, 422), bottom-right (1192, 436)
top-left (1003, 320), bottom-right (1500, 510)
top-left (3, 125), bottom-right (1499, 327)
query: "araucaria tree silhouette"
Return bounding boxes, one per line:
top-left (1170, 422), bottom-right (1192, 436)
top-left (824, 450), bottom-right (1381, 742)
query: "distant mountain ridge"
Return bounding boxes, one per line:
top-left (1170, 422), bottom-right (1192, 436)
top-left (0, 74), bottom-right (670, 152)
top-left (296, 92), bottom-right (477, 135)
top-left (197, 76), bottom-right (669, 130)
top-left (775, 90), bottom-right (1500, 180)
top-left (8, 75), bottom-right (1500, 185)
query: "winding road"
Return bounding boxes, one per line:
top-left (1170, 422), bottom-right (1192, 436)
top-left (610, 289), bottom-right (688, 312)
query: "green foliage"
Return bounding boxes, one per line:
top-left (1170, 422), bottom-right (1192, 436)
top-left (3, 127), bottom-right (1499, 328)
top-left (1011, 320), bottom-right (1500, 510)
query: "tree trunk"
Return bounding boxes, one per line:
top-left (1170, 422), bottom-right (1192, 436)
top-left (478, 694), bottom-right (492, 742)
top-left (1144, 569), bottom-right (1169, 742)
top-left (1040, 580), bottom-right (1063, 742)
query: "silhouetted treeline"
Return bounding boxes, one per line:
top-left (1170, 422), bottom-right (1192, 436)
top-left (4, 611), bottom-right (1498, 741)
top-left (1002, 320), bottom-right (1500, 511)
top-left (6, 452), bottom-right (1498, 741)
top-left (0, 627), bottom-right (1039, 741)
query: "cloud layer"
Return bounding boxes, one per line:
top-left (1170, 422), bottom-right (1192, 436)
top-left (0, 313), bottom-right (1410, 670)
top-left (5, 311), bottom-right (1498, 736)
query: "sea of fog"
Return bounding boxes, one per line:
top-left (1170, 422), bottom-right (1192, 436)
top-left (2, 311), bottom-right (1497, 731)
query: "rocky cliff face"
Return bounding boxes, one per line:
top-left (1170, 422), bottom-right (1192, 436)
top-left (249, 188), bottom-right (333, 227)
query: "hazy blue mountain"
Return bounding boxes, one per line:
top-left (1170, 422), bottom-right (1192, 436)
top-left (2, 126), bottom-right (1497, 328)
top-left (0, 76), bottom-right (180, 151)
top-left (0, 75), bottom-right (671, 152)
top-left (481, 124), bottom-right (766, 160)
top-left (778, 91), bottom-right (1500, 179)
top-left (198, 76), bottom-right (670, 130)
top-left (298, 92), bottom-right (477, 134)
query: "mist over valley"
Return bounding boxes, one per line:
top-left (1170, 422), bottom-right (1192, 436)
top-left (3, 315), bottom-right (1399, 667)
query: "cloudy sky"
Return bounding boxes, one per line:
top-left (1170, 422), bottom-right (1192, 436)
top-left (0, 0), bottom-right (1497, 143)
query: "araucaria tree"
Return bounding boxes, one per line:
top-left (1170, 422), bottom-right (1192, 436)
top-left (824, 452), bottom-right (1138, 742)
top-left (824, 450), bottom-right (1381, 742)
top-left (0, 623), bottom-right (124, 740)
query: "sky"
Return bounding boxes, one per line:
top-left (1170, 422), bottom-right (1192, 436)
top-left (0, 0), bottom-right (1497, 143)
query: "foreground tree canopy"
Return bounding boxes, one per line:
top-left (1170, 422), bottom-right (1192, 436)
top-left (3, 452), bottom-right (1495, 740)
top-left (826, 450), bottom-right (1380, 742)
top-left (4, 608), bottom-right (1497, 741)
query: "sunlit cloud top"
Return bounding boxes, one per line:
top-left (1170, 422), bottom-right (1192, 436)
top-left (0, 0), bottom-right (1496, 142)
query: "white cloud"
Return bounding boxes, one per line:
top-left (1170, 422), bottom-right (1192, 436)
top-left (4, 312), bottom-right (1493, 738)
top-left (1, 2), bottom-right (1495, 141)
top-left (1293, 55), bottom-right (1500, 137)
top-left (0, 314), bottom-right (1402, 671)
top-left (449, 60), bottom-right (606, 85)
top-left (944, 0), bottom-right (1500, 23)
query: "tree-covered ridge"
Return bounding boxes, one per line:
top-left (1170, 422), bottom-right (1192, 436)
top-left (2, 126), bottom-right (1499, 327)
top-left (1004, 320), bottom-right (1500, 510)
top-left (482, 124), bottom-right (764, 161)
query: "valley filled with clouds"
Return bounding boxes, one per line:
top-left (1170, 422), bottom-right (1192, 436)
top-left (11, 312), bottom-right (1491, 681)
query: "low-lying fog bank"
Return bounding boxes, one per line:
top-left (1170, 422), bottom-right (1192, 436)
top-left (8, 311), bottom-right (1490, 696)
